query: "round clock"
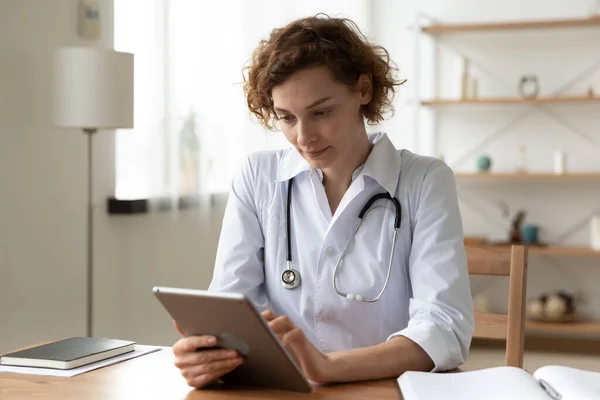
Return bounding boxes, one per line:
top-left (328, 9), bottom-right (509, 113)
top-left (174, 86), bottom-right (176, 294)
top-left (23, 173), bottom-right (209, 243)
top-left (519, 75), bottom-right (540, 98)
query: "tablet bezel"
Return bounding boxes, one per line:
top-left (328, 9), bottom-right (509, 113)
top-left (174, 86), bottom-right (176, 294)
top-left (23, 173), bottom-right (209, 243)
top-left (152, 286), bottom-right (313, 393)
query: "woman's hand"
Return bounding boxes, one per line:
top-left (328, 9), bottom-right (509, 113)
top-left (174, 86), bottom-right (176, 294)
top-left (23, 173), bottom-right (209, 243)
top-left (172, 321), bottom-right (244, 389)
top-left (261, 310), bottom-right (337, 384)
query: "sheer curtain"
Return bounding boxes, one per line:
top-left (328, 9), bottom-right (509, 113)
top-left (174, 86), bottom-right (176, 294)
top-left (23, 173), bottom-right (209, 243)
top-left (114, 0), bottom-right (372, 202)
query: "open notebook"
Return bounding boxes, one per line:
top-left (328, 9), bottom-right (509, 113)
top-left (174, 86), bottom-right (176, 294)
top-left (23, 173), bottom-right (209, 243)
top-left (398, 365), bottom-right (600, 400)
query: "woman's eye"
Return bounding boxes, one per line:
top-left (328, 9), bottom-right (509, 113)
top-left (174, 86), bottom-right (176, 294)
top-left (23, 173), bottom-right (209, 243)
top-left (279, 115), bottom-right (295, 123)
top-left (314, 109), bottom-right (331, 117)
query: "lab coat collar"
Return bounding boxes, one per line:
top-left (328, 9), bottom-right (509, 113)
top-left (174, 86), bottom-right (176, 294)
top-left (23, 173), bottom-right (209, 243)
top-left (361, 132), bottom-right (402, 195)
top-left (276, 148), bottom-right (311, 183)
top-left (276, 132), bottom-right (401, 195)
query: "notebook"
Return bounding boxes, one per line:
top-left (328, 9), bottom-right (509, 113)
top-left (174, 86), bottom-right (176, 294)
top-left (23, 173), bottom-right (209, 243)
top-left (398, 365), bottom-right (600, 400)
top-left (0, 337), bottom-right (136, 370)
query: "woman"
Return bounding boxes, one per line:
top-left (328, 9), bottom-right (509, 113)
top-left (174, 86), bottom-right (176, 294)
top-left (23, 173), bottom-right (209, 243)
top-left (173, 14), bottom-right (474, 388)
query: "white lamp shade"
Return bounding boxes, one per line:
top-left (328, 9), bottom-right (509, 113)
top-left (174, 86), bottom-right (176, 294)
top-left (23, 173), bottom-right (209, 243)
top-left (53, 47), bottom-right (134, 129)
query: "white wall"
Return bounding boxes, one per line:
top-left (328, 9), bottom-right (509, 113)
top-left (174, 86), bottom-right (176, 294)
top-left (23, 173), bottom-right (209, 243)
top-left (376, 0), bottom-right (600, 319)
top-left (0, 1), bottom-right (225, 352)
top-left (99, 207), bottom-right (226, 346)
top-left (3, 0), bottom-right (600, 354)
top-left (0, 0), bottom-right (117, 352)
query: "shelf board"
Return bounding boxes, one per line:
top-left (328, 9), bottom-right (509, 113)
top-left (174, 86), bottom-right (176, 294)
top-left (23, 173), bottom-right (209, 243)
top-left (422, 16), bottom-right (600, 34)
top-left (468, 244), bottom-right (600, 256)
top-left (527, 246), bottom-right (600, 256)
top-left (526, 320), bottom-right (600, 335)
top-left (421, 95), bottom-right (600, 106)
top-left (454, 172), bottom-right (600, 181)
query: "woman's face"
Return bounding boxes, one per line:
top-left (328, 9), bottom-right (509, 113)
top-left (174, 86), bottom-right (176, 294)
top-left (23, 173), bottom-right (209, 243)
top-left (271, 66), bottom-right (372, 172)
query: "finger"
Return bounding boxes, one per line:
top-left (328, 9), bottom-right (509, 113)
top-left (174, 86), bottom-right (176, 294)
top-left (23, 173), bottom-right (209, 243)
top-left (173, 335), bottom-right (218, 355)
top-left (281, 327), bottom-right (307, 352)
top-left (173, 320), bottom-right (186, 336)
top-left (187, 362), bottom-right (243, 389)
top-left (278, 328), bottom-right (325, 381)
top-left (261, 309), bottom-right (277, 322)
top-left (174, 348), bottom-right (238, 368)
top-left (278, 331), bottom-right (303, 371)
top-left (182, 356), bottom-right (243, 378)
top-left (269, 315), bottom-right (296, 335)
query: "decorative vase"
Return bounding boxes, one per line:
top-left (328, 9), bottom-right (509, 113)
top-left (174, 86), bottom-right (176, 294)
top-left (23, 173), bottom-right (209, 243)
top-left (522, 224), bottom-right (539, 244)
top-left (476, 155), bottom-right (492, 172)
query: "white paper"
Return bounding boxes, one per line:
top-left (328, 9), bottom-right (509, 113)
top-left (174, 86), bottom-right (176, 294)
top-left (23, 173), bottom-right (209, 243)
top-left (398, 366), bottom-right (550, 400)
top-left (534, 366), bottom-right (600, 400)
top-left (0, 345), bottom-right (163, 377)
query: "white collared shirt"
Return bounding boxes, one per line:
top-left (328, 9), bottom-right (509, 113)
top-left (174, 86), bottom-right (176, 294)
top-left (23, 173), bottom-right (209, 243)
top-left (209, 132), bottom-right (474, 372)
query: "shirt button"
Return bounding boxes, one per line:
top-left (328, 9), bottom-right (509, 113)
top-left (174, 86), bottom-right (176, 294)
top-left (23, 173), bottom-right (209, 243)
top-left (326, 247), bottom-right (336, 256)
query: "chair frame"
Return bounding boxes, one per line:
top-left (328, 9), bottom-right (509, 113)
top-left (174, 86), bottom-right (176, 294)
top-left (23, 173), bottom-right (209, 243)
top-left (466, 245), bottom-right (528, 368)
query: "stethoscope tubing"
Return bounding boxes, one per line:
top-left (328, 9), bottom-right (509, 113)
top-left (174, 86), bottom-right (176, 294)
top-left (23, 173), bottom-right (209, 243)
top-left (284, 177), bottom-right (401, 302)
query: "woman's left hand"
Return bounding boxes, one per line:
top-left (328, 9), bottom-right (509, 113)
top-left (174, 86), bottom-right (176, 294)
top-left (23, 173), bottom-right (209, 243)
top-left (261, 310), bottom-right (337, 384)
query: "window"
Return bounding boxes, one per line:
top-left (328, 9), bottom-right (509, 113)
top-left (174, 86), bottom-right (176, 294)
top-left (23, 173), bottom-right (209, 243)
top-left (114, 0), bottom-right (376, 199)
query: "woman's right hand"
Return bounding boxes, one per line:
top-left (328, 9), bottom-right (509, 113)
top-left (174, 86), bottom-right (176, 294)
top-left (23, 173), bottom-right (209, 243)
top-left (172, 321), bottom-right (244, 388)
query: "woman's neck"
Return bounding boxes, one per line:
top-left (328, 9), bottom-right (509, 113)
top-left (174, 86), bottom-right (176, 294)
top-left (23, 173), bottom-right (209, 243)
top-left (322, 134), bottom-right (373, 214)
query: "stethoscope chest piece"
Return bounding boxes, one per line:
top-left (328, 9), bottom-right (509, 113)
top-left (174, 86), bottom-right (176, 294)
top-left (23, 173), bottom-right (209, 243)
top-left (281, 269), bottom-right (301, 290)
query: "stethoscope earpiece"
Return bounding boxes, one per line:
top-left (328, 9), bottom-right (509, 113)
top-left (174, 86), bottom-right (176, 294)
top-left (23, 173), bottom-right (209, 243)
top-left (345, 294), bottom-right (363, 302)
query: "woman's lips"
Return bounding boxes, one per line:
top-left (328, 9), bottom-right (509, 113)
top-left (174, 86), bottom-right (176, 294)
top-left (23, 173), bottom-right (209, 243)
top-left (304, 146), bottom-right (330, 158)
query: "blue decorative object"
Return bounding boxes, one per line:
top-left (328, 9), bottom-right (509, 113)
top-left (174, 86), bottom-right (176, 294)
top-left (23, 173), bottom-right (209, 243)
top-left (476, 155), bottom-right (492, 172)
top-left (522, 224), bottom-right (539, 244)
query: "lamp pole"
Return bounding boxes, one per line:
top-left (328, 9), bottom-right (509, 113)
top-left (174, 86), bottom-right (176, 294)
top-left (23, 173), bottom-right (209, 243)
top-left (84, 128), bottom-right (97, 337)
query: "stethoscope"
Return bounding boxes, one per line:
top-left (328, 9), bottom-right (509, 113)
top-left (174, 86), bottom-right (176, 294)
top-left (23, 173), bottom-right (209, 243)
top-left (281, 177), bottom-right (401, 303)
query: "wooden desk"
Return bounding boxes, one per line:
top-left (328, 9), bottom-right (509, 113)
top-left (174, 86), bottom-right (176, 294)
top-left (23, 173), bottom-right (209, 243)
top-left (1, 347), bottom-right (402, 399)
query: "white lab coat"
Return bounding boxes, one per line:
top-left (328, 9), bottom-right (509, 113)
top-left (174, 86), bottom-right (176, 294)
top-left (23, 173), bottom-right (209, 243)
top-left (209, 132), bottom-right (474, 372)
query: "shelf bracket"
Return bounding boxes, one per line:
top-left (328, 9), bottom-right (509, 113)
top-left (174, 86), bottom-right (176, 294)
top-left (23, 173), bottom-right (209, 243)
top-left (426, 36), bottom-right (600, 169)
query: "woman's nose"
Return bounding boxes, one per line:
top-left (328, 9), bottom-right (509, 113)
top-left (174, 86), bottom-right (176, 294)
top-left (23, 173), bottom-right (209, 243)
top-left (296, 121), bottom-right (317, 147)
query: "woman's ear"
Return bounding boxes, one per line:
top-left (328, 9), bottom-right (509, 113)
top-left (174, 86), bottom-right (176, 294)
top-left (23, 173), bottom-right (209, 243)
top-left (357, 74), bottom-right (373, 105)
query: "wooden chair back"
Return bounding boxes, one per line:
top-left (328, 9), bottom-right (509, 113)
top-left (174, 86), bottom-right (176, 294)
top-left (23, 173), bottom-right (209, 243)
top-left (466, 245), bottom-right (528, 368)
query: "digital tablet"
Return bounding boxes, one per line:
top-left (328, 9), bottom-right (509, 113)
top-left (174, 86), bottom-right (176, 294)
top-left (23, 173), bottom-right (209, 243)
top-left (152, 286), bottom-right (312, 393)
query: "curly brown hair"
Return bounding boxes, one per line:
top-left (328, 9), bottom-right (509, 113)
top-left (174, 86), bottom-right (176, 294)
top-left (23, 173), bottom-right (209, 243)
top-left (243, 14), bottom-right (405, 131)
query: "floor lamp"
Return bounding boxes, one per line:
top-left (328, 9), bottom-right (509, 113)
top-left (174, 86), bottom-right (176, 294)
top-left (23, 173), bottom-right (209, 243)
top-left (52, 47), bottom-right (134, 337)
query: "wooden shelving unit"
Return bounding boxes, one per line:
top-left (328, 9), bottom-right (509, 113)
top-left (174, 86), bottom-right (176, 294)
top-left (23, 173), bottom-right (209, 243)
top-left (421, 95), bottom-right (600, 106)
top-left (422, 16), bottom-right (600, 34)
top-left (526, 320), bottom-right (600, 335)
top-left (421, 16), bottom-right (600, 341)
top-left (454, 172), bottom-right (600, 181)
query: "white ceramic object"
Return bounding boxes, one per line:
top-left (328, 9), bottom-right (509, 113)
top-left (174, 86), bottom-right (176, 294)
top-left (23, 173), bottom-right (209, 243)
top-left (554, 150), bottom-right (566, 174)
top-left (591, 216), bottom-right (600, 250)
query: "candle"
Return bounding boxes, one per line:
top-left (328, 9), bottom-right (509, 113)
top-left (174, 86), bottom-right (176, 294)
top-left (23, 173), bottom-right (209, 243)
top-left (591, 216), bottom-right (600, 250)
top-left (554, 150), bottom-right (566, 174)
